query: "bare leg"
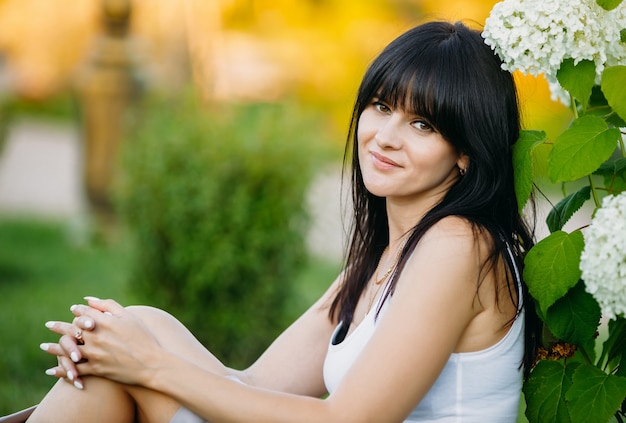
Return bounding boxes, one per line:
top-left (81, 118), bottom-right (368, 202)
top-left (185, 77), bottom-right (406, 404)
top-left (28, 305), bottom-right (231, 423)
top-left (27, 376), bottom-right (180, 423)
top-left (126, 306), bottom-right (232, 376)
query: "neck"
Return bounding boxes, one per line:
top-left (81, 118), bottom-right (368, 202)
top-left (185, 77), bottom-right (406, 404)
top-left (385, 190), bottom-right (447, 243)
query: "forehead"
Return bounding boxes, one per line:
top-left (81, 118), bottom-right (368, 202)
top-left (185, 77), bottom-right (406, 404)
top-left (372, 73), bottom-right (435, 119)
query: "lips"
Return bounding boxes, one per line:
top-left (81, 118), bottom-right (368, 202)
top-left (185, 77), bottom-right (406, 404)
top-left (370, 151), bottom-right (400, 167)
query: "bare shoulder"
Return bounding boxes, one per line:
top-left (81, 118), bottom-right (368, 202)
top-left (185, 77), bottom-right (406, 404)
top-left (398, 216), bottom-right (497, 310)
top-left (399, 216), bottom-right (488, 291)
top-left (417, 215), bottom-right (491, 257)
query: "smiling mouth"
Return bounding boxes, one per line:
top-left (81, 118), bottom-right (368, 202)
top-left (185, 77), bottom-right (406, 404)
top-left (370, 151), bottom-right (400, 167)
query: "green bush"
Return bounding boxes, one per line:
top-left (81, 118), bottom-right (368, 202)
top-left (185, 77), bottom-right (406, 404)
top-left (118, 96), bottom-right (329, 367)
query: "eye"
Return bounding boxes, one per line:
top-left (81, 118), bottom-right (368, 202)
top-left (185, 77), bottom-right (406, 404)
top-left (372, 100), bottom-right (391, 114)
top-left (411, 119), bottom-right (434, 133)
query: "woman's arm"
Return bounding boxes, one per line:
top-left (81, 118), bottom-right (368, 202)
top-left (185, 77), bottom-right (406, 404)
top-left (70, 217), bottom-right (489, 422)
top-left (44, 274), bottom-right (342, 397)
top-left (234, 274), bottom-right (341, 396)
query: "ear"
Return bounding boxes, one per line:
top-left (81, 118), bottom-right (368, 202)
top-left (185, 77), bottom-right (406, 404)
top-left (457, 153), bottom-right (470, 174)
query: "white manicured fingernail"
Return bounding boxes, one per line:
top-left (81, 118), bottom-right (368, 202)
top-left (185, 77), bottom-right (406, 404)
top-left (45, 368), bottom-right (56, 376)
top-left (45, 321), bottom-right (54, 329)
top-left (70, 304), bottom-right (78, 312)
top-left (67, 370), bottom-right (75, 381)
top-left (74, 380), bottom-right (84, 390)
top-left (104, 311), bottom-right (112, 316)
top-left (84, 296), bottom-right (101, 301)
top-left (40, 343), bottom-right (50, 351)
top-left (84, 319), bottom-right (94, 329)
top-left (70, 352), bottom-right (79, 362)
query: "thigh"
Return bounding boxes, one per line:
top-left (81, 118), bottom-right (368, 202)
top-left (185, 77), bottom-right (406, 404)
top-left (28, 376), bottom-right (181, 423)
top-left (126, 382), bottom-right (184, 423)
top-left (127, 306), bottom-right (231, 376)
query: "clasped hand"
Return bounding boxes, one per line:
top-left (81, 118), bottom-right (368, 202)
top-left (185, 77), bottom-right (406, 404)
top-left (40, 297), bottom-right (160, 389)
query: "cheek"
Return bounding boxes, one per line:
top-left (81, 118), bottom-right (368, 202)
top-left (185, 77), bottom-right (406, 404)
top-left (357, 142), bottom-right (369, 175)
top-left (356, 126), bottom-right (368, 149)
top-left (356, 111), bottom-right (379, 142)
top-left (406, 144), bottom-right (458, 175)
top-left (356, 127), bottom-right (372, 160)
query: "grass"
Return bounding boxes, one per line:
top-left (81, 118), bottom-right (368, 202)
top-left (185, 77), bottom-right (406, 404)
top-left (0, 217), bottom-right (340, 415)
top-left (0, 218), bottom-right (139, 413)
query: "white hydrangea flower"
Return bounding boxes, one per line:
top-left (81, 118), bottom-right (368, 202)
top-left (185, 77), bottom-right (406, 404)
top-left (482, 0), bottom-right (626, 103)
top-left (580, 192), bottom-right (626, 320)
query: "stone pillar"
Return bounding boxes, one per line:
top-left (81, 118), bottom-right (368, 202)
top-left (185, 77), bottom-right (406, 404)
top-left (74, 0), bottom-right (140, 219)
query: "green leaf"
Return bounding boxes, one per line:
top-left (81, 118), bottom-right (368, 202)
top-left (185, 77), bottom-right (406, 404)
top-left (617, 354), bottom-right (626, 377)
top-left (601, 318), bottom-right (626, 369)
top-left (546, 186), bottom-right (591, 233)
top-left (596, 0), bottom-right (624, 10)
top-left (513, 130), bottom-right (546, 212)
top-left (579, 336), bottom-right (598, 365)
top-left (595, 158), bottom-right (626, 193)
top-left (622, 28), bottom-right (626, 43)
top-left (524, 230), bottom-right (585, 314)
top-left (548, 115), bottom-right (621, 183)
top-left (524, 360), bottom-right (577, 423)
top-left (588, 86), bottom-right (626, 127)
top-left (602, 66), bottom-right (626, 122)
top-left (557, 59), bottom-right (596, 109)
top-left (546, 280), bottom-right (601, 345)
top-left (594, 158), bottom-right (626, 177)
top-left (566, 364), bottom-right (626, 423)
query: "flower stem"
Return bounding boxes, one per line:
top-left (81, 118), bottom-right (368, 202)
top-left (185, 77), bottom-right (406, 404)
top-left (577, 344), bottom-right (594, 365)
top-left (598, 317), bottom-right (626, 370)
top-left (589, 175), bottom-right (601, 208)
top-left (570, 97), bottom-right (578, 118)
top-left (569, 102), bottom-right (602, 207)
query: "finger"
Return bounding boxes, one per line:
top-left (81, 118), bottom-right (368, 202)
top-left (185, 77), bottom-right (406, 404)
top-left (40, 341), bottom-right (65, 357)
top-left (43, 356), bottom-right (84, 389)
top-left (45, 320), bottom-right (87, 348)
top-left (40, 338), bottom-right (82, 363)
top-left (58, 355), bottom-right (84, 390)
top-left (70, 303), bottom-right (119, 322)
top-left (44, 365), bottom-right (63, 378)
top-left (75, 360), bottom-right (95, 383)
top-left (59, 334), bottom-right (85, 363)
top-left (71, 315), bottom-right (96, 332)
top-left (44, 365), bottom-right (74, 387)
top-left (84, 296), bottom-right (125, 316)
top-left (44, 320), bottom-right (75, 337)
top-left (44, 365), bottom-right (72, 383)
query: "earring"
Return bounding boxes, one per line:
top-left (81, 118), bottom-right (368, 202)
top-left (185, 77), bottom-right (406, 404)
top-left (459, 167), bottom-right (466, 176)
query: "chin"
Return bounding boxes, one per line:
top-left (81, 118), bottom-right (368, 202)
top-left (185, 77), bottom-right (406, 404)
top-left (363, 183), bottom-right (391, 198)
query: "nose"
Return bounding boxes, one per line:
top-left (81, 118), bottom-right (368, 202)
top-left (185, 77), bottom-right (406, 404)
top-left (374, 114), bottom-right (402, 149)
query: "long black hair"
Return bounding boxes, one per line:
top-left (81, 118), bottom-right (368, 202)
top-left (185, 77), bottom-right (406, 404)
top-left (328, 21), bottom-right (540, 376)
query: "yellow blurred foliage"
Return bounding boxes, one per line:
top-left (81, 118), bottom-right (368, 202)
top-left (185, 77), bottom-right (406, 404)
top-left (0, 0), bottom-right (568, 136)
top-left (0, 0), bottom-right (98, 99)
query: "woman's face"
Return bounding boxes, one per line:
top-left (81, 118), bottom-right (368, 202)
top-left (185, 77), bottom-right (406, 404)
top-left (357, 97), bottom-right (467, 205)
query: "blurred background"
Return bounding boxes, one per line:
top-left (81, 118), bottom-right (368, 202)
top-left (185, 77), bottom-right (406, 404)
top-left (0, 0), bottom-right (570, 414)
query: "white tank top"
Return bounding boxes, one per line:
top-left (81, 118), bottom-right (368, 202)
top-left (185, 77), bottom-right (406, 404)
top-left (323, 257), bottom-right (525, 422)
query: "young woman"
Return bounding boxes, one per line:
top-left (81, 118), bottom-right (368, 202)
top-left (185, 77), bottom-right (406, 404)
top-left (31, 20), bottom-right (538, 422)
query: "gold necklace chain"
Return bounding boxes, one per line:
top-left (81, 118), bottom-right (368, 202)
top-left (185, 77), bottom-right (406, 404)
top-left (367, 242), bottom-right (405, 312)
top-left (374, 243), bottom-right (404, 285)
top-left (367, 279), bottom-right (386, 312)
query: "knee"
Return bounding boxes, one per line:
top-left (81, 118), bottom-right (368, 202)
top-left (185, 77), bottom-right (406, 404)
top-left (124, 305), bottom-right (214, 365)
top-left (126, 305), bottom-right (179, 330)
top-left (126, 304), bottom-right (166, 317)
